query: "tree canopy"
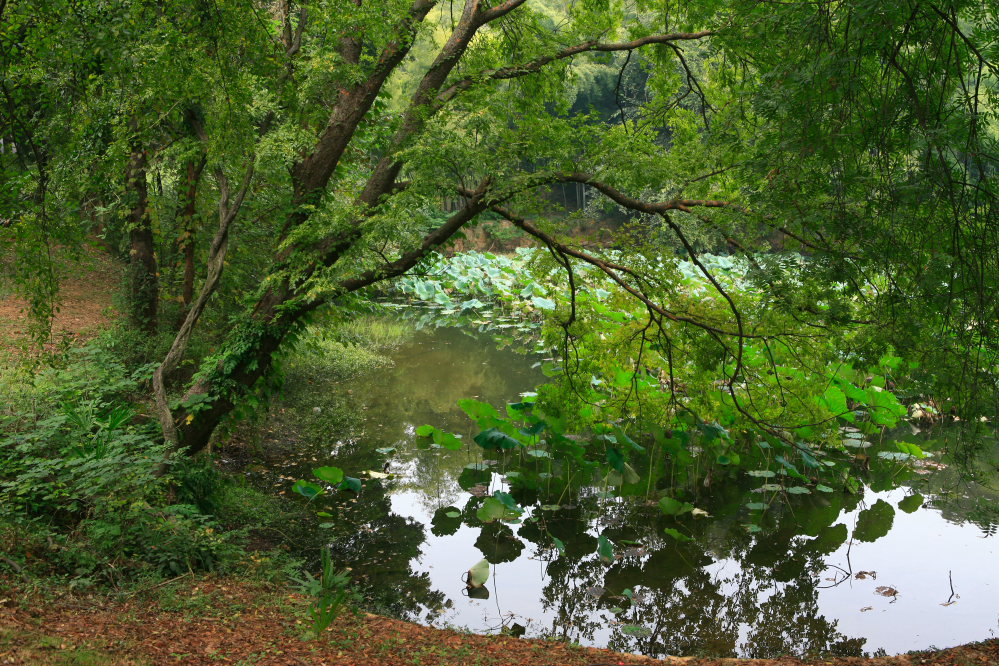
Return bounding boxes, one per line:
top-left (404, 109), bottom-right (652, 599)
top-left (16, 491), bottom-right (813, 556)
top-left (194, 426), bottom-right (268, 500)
top-left (2, 0), bottom-right (998, 455)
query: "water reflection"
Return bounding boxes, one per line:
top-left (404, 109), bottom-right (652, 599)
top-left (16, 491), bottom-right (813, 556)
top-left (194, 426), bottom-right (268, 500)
top-left (251, 321), bottom-right (999, 658)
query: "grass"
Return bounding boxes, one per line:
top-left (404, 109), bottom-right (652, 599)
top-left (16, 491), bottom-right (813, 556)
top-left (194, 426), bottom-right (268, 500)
top-left (334, 314), bottom-right (410, 349)
top-left (285, 314), bottom-right (411, 388)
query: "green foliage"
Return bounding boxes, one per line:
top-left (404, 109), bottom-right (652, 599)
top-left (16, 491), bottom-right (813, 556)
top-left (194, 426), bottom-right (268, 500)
top-left (292, 548), bottom-right (359, 640)
top-left (0, 335), bottom-right (296, 585)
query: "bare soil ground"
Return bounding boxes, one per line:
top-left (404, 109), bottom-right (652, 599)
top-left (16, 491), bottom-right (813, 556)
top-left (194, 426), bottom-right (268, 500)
top-left (0, 247), bottom-right (121, 358)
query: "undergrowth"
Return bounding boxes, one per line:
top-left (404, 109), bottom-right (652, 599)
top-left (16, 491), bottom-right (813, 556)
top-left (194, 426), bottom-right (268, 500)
top-left (0, 326), bottom-right (309, 593)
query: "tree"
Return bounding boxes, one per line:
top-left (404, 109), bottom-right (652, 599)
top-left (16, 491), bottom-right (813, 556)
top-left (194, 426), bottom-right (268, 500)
top-left (2, 0), bottom-right (997, 456)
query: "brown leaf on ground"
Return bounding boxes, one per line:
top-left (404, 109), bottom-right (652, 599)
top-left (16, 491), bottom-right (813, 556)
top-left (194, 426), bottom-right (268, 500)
top-left (1, 577), bottom-right (998, 666)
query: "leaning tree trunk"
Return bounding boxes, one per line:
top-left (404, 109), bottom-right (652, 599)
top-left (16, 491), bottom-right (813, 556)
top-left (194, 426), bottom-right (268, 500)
top-left (168, 279), bottom-right (318, 454)
top-left (164, 180), bottom-right (492, 456)
top-left (125, 140), bottom-right (158, 335)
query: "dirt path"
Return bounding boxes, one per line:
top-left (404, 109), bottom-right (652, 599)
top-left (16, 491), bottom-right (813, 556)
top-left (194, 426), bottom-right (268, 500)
top-left (1, 578), bottom-right (997, 666)
top-left (0, 247), bottom-right (120, 358)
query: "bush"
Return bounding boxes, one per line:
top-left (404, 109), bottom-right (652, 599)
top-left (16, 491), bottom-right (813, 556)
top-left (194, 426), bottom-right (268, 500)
top-left (0, 335), bottom-right (246, 584)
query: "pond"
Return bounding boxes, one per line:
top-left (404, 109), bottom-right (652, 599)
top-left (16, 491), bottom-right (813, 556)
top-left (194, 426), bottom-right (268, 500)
top-left (250, 319), bottom-right (999, 659)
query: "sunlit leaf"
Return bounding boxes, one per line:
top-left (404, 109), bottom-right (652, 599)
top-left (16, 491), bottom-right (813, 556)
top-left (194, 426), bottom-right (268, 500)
top-left (466, 558), bottom-right (490, 587)
top-left (658, 497), bottom-right (694, 516)
top-left (313, 466), bottom-right (344, 484)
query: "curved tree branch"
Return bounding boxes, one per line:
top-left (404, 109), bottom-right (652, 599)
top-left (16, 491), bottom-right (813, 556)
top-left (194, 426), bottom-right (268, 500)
top-left (153, 162), bottom-right (254, 448)
top-left (437, 30), bottom-right (716, 106)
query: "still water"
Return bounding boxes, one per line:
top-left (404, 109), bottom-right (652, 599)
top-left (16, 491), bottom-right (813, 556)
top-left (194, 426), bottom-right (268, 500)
top-left (255, 322), bottom-right (999, 659)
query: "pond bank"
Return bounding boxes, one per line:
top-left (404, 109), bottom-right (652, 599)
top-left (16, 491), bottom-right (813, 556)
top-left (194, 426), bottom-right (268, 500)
top-left (2, 576), bottom-right (997, 666)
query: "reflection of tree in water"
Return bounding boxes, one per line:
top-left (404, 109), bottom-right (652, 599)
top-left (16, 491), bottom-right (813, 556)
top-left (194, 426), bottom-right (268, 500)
top-left (912, 427), bottom-right (999, 537)
top-left (300, 435), bottom-right (449, 623)
top-left (334, 326), bottom-right (542, 516)
top-left (254, 321), bottom-right (999, 657)
top-left (739, 578), bottom-right (865, 658)
top-left (514, 491), bottom-right (866, 659)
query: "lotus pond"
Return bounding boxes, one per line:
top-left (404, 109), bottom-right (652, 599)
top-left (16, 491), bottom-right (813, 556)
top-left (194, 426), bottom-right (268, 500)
top-left (243, 315), bottom-right (999, 660)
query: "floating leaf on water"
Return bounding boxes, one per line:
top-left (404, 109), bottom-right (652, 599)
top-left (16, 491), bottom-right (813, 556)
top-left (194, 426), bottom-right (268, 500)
top-left (540, 504), bottom-right (562, 511)
top-left (758, 483), bottom-right (782, 492)
top-left (744, 524), bottom-right (763, 533)
top-left (877, 450), bottom-right (912, 461)
top-left (552, 536), bottom-right (566, 555)
top-left (365, 470), bottom-right (389, 479)
top-left (786, 486), bottom-right (811, 495)
top-left (816, 484), bottom-right (835, 493)
top-left (415, 424), bottom-right (435, 437)
top-left (477, 496), bottom-right (516, 523)
top-left (691, 508), bottom-right (711, 518)
top-left (855, 570), bottom-right (876, 580)
top-left (875, 585), bottom-right (899, 597)
top-left (621, 625), bottom-right (652, 637)
top-left (745, 502), bottom-right (767, 511)
top-left (444, 510), bottom-right (461, 518)
top-left (860, 606), bottom-right (874, 612)
top-left (747, 469), bottom-right (777, 478)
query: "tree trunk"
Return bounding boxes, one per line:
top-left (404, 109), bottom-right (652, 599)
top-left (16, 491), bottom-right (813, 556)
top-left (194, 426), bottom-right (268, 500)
top-left (125, 141), bottom-right (158, 334)
top-left (171, 280), bottom-right (317, 454)
top-left (166, 181), bottom-right (492, 455)
top-left (178, 154), bottom-right (207, 310)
